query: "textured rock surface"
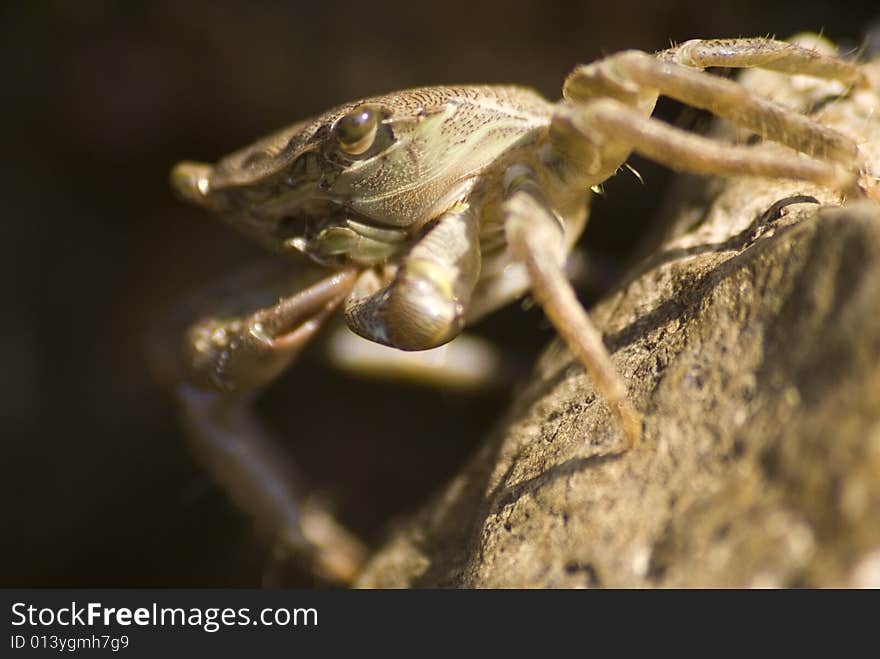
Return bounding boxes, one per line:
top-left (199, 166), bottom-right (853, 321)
top-left (356, 57), bottom-right (880, 588)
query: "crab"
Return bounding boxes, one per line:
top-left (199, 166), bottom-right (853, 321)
top-left (165, 36), bottom-right (876, 583)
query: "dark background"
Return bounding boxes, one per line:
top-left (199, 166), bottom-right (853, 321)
top-left (3, 1), bottom-right (877, 586)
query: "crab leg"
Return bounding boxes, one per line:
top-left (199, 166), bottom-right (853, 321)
top-left (661, 38), bottom-right (866, 86)
top-left (561, 37), bottom-right (874, 197)
top-left (567, 52), bottom-right (861, 164)
top-left (178, 385), bottom-right (366, 583)
top-left (556, 98), bottom-right (857, 192)
top-left (504, 173), bottom-right (642, 449)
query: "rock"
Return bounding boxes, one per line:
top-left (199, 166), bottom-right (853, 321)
top-left (356, 57), bottom-right (880, 588)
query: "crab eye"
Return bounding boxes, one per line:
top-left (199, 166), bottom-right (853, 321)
top-left (334, 106), bottom-right (379, 155)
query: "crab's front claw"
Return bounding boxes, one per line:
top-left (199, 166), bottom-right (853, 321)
top-left (184, 269), bottom-right (358, 394)
top-left (343, 204), bottom-right (482, 352)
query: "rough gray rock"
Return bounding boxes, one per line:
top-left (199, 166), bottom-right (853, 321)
top-left (356, 58), bottom-right (880, 588)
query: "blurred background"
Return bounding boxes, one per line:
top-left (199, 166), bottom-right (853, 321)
top-left (2, 0), bottom-right (877, 586)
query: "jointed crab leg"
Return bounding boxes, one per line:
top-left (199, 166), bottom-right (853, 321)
top-left (179, 385), bottom-right (366, 582)
top-left (663, 38), bottom-right (866, 86)
top-left (558, 99), bottom-right (857, 191)
top-left (562, 39), bottom-right (872, 195)
top-left (504, 174), bottom-right (642, 449)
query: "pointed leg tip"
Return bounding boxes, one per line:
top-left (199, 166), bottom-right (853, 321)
top-left (618, 403), bottom-right (643, 451)
top-left (299, 503), bottom-right (369, 585)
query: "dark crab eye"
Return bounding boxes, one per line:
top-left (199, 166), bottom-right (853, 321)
top-left (334, 105), bottom-right (380, 155)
